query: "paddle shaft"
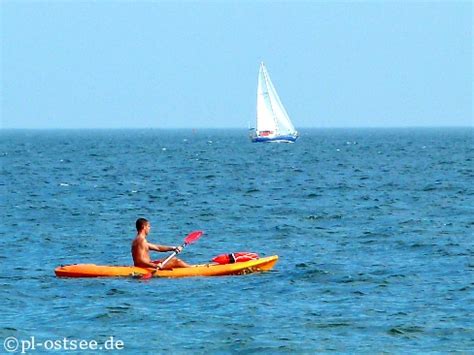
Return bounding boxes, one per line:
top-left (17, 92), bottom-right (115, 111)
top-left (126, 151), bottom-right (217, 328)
top-left (157, 230), bottom-right (203, 269)
top-left (140, 245), bottom-right (183, 279)
top-left (157, 243), bottom-right (185, 269)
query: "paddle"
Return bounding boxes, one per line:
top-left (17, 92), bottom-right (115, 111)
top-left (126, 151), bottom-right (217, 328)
top-left (139, 230), bottom-right (203, 280)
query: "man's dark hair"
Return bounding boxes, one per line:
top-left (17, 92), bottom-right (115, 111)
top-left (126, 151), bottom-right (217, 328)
top-left (136, 218), bottom-right (149, 231)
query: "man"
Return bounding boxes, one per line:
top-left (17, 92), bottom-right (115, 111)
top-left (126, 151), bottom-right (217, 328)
top-left (131, 218), bottom-right (190, 269)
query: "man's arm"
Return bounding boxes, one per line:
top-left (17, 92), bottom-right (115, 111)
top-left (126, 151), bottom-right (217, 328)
top-left (148, 243), bottom-right (177, 253)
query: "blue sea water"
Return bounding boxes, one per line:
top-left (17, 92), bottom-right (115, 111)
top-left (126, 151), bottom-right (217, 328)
top-left (0, 128), bottom-right (473, 353)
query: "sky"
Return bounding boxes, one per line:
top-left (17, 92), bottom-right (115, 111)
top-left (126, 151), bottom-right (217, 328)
top-left (1, 1), bottom-right (472, 129)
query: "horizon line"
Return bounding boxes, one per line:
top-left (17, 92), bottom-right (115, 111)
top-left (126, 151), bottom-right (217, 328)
top-left (1, 125), bottom-right (473, 130)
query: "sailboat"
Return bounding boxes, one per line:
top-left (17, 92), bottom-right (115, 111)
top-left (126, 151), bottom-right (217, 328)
top-left (249, 62), bottom-right (298, 143)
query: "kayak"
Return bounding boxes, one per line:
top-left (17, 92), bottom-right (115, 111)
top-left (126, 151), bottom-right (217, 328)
top-left (54, 255), bottom-right (278, 278)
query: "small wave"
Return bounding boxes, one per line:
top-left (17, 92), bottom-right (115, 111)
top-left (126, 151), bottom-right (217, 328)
top-left (306, 215), bottom-right (323, 220)
top-left (106, 288), bottom-right (127, 296)
top-left (245, 188), bottom-right (260, 194)
top-left (410, 243), bottom-right (432, 249)
top-left (94, 313), bottom-right (112, 319)
top-left (106, 305), bottom-right (131, 314)
top-left (296, 262), bottom-right (311, 268)
top-left (388, 325), bottom-right (424, 336)
top-left (313, 322), bottom-right (352, 329)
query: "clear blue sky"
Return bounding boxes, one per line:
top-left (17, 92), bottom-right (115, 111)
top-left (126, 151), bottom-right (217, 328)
top-left (1, 1), bottom-right (472, 129)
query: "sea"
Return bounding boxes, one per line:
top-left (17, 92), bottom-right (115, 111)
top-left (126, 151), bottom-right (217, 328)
top-left (1, 128), bottom-right (473, 353)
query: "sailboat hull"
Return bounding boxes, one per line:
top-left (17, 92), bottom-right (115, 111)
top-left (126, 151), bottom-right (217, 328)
top-left (250, 134), bottom-right (298, 143)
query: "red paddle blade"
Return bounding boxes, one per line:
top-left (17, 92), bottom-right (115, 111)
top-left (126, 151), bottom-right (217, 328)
top-left (184, 230), bottom-right (203, 245)
top-left (140, 272), bottom-right (153, 280)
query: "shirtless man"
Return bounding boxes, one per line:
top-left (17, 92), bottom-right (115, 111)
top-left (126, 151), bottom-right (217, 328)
top-left (131, 218), bottom-right (191, 269)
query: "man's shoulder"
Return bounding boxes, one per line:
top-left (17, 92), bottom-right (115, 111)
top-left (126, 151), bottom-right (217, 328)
top-left (132, 236), bottom-right (147, 246)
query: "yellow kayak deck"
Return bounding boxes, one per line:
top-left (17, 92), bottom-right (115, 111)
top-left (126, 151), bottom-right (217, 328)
top-left (55, 255), bottom-right (278, 278)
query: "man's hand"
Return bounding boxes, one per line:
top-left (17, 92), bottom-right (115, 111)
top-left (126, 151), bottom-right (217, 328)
top-left (174, 246), bottom-right (183, 253)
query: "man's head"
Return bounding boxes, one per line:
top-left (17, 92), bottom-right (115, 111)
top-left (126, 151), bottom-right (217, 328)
top-left (136, 218), bottom-right (150, 234)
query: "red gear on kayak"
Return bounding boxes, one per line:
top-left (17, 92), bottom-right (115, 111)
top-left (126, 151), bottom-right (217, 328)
top-left (212, 252), bottom-right (259, 264)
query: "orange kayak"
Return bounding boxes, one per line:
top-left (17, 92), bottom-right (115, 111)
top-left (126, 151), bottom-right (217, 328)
top-left (55, 255), bottom-right (278, 278)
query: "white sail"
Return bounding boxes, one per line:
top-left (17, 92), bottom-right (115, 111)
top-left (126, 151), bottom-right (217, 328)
top-left (256, 63), bottom-right (296, 136)
top-left (256, 64), bottom-right (278, 133)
